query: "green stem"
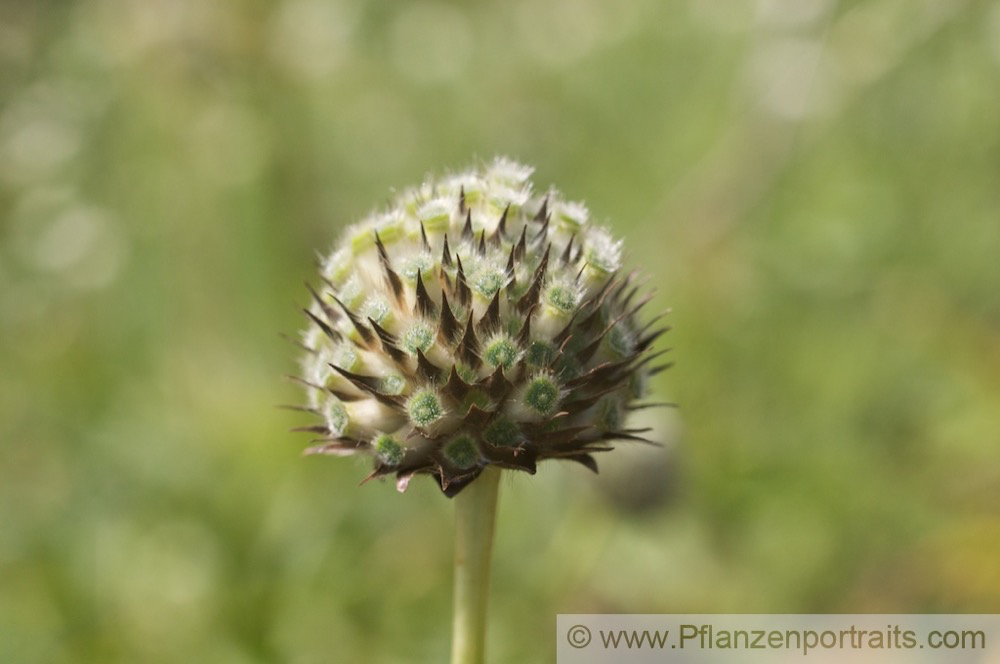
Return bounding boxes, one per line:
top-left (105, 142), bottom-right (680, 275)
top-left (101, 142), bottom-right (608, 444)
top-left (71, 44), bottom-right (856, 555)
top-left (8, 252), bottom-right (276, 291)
top-left (450, 466), bottom-right (502, 664)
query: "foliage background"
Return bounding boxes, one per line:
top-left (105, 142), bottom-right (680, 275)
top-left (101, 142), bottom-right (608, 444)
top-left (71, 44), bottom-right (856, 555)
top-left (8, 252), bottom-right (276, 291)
top-left (2, 0), bottom-right (999, 662)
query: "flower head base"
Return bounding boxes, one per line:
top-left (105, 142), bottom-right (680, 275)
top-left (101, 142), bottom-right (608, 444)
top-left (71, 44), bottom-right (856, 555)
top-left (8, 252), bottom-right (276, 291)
top-left (296, 158), bottom-right (669, 496)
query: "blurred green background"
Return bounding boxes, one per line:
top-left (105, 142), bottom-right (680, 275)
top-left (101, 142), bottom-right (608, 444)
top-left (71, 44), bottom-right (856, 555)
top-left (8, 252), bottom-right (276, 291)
top-left (2, 0), bottom-right (1000, 662)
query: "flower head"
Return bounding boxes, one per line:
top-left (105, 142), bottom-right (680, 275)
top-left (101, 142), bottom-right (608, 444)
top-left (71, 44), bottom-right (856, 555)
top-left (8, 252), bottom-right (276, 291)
top-left (295, 158), bottom-right (668, 496)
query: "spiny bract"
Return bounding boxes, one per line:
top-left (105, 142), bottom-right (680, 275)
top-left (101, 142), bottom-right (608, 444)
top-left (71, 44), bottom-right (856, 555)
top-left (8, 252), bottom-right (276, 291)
top-left (295, 158), bottom-right (670, 496)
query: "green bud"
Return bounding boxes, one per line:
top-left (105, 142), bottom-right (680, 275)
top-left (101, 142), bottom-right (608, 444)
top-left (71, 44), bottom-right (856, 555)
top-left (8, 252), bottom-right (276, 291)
top-left (525, 341), bottom-right (555, 367)
top-left (379, 374), bottom-right (406, 396)
top-left (374, 433), bottom-right (405, 466)
top-left (483, 335), bottom-right (520, 370)
top-left (362, 297), bottom-right (392, 326)
top-left (401, 252), bottom-right (434, 282)
top-left (607, 324), bottom-right (634, 358)
top-left (482, 417), bottom-right (521, 448)
top-left (545, 280), bottom-right (580, 315)
top-left (443, 434), bottom-right (479, 469)
top-left (459, 389), bottom-right (491, 415)
top-left (338, 275), bottom-right (364, 309)
top-left (331, 344), bottom-right (358, 371)
top-left (407, 389), bottom-right (445, 428)
top-left (523, 375), bottom-right (560, 415)
top-left (474, 267), bottom-right (507, 299)
top-left (323, 396), bottom-right (349, 437)
top-left (402, 322), bottom-right (435, 355)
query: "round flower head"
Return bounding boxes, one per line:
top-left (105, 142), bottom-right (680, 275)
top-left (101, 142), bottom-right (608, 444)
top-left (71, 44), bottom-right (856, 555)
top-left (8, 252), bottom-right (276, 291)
top-left (295, 158), bottom-right (669, 496)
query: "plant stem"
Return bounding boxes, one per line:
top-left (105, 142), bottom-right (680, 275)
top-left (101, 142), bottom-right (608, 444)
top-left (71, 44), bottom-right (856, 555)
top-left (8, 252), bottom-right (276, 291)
top-left (450, 466), bottom-right (502, 664)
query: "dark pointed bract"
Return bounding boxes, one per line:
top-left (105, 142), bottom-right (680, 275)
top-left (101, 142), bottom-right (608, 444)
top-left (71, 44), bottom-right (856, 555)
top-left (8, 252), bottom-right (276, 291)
top-left (414, 272), bottom-right (437, 318)
top-left (368, 317), bottom-right (407, 363)
top-left (375, 231), bottom-right (405, 302)
top-left (456, 314), bottom-right (481, 368)
top-left (438, 291), bottom-right (461, 343)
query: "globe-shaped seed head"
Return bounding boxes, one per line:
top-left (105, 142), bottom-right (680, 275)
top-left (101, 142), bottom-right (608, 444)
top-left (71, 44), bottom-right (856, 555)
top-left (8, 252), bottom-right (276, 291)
top-left (295, 157), bottom-right (668, 496)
